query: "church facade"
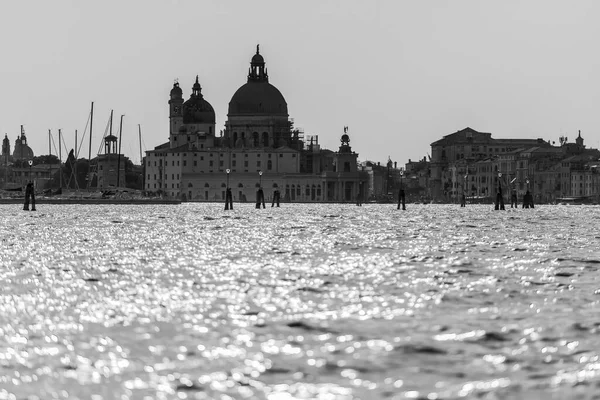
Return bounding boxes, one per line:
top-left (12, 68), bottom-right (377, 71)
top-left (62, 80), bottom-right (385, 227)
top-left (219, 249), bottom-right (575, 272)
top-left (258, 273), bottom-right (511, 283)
top-left (144, 47), bottom-right (368, 202)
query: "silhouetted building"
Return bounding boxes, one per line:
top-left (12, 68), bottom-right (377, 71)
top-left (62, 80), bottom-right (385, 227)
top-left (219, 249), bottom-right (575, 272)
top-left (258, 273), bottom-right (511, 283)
top-left (145, 46), bottom-right (368, 202)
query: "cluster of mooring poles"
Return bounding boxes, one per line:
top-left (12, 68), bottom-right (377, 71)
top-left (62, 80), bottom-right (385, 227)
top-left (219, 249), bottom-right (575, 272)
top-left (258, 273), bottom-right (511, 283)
top-left (493, 173), bottom-right (534, 210)
top-left (224, 170), bottom-right (280, 211)
top-left (460, 173), bottom-right (467, 207)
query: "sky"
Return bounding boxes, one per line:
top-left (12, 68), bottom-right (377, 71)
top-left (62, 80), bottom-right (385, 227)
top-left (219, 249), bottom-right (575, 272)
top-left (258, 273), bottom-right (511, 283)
top-left (1, 0), bottom-right (599, 166)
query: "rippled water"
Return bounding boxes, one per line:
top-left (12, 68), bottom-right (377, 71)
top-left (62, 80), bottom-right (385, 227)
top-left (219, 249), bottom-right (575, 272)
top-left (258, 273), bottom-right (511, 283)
top-left (1, 203), bottom-right (600, 400)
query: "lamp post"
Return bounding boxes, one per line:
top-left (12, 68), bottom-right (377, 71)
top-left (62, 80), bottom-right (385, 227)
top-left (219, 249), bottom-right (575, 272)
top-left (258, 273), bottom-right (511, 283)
top-left (28, 160), bottom-right (33, 185)
top-left (256, 170), bottom-right (265, 209)
top-left (498, 172), bottom-right (502, 194)
top-left (400, 169), bottom-right (404, 188)
top-left (226, 168), bottom-right (230, 190)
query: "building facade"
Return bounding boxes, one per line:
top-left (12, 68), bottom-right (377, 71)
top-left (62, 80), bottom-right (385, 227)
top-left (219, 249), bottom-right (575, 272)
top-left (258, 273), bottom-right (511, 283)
top-left (428, 127), bottom-right (600, 203)
top-left (145, 47), bottom-right (368, 202)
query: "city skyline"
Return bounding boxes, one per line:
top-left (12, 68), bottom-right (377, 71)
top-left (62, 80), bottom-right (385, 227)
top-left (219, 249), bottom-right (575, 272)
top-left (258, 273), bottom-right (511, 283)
top-left (1, 0), bottom-right (599, 166)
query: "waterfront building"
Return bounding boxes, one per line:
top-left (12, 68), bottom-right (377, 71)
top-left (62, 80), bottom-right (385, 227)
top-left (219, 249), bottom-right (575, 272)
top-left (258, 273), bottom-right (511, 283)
top-left (427, 127), bottom-right (600, 203)
top-left (430, 127), bottom-right (551, 200)
top-left (145, 47), bottom-right (368, 202)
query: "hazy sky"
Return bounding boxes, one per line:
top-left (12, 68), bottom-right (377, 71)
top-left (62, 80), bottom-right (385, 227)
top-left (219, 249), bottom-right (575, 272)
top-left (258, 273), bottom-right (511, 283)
top-left (2, 0), bottom-right (599, 165)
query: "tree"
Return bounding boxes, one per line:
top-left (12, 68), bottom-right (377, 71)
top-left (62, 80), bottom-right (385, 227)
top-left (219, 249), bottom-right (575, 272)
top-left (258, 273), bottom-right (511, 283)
top-left (32, 155), bottom-right (60, 165)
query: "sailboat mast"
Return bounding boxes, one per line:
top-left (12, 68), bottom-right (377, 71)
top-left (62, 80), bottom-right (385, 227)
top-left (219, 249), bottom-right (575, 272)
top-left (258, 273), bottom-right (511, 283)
top-left (88, 102), bottom-right (94, 161)
top-left (58, 129), bottom-right (62, 189)
top-left (138, 124), bottom-right (142, 165)
top-left (48, 129), bottom-right (52, 189)
top-left (75, 130), bottom-right (78, 158)
top-left (116, 115), bottom-right (124, 189)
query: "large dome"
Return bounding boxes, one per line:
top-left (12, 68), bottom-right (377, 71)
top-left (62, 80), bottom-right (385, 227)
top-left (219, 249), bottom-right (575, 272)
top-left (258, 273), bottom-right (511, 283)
top-left (228, 81), bottom-right (288, 117)
top-left (228, 46), bottom-right (289, 118)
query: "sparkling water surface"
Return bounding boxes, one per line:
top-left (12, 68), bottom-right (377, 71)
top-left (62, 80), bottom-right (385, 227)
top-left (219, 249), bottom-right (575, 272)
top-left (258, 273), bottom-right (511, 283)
top-left (1, 203), bottom-right (600, 400)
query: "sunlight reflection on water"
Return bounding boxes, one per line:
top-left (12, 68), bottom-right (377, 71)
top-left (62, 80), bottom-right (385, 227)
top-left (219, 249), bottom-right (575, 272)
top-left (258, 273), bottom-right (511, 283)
top-left (1, 203), bottom-right (600, 399)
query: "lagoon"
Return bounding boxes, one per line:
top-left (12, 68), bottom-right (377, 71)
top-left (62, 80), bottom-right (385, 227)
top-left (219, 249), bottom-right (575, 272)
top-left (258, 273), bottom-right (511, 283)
top-left (1, 203), bottom-right (600, 399)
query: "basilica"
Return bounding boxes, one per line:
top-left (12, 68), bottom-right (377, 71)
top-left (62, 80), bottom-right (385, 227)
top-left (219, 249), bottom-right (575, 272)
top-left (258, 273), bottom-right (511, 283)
top-left (144, 46), bottom-right (368, 202)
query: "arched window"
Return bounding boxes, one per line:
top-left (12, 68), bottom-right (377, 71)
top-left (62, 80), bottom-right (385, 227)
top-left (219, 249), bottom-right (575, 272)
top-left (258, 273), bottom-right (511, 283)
top-left (316, 184), bottom-right (322, 196)
top-left (296, 185), bottom-right (301, 196)
top-left (221, 183), bottom-right (226, 188)
top-left (252, 132), bottom-right (259, 147)
top-left (262, 132), bottom-right (269, 147)
top-left (267, 160), bottom-right (273, 170)
top-left (272, 183), bottom-right (278, 188)
top-left (305, 185), bottom-right (310, 196)
top-left (233, 132), bottom-right (238, 146)
top-left (205, 183), bottom-right (210, 188)
top-left (188, 182), bottom-right (193, 187)
top-left (238, 183), bottom-right (244, 188)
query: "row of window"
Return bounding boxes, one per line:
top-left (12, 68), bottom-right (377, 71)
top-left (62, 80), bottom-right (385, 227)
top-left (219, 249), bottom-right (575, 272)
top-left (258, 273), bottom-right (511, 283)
top-left (148, 160), bottom-right (276, 171)
top-left (149, 152), bottom-right (293, 162)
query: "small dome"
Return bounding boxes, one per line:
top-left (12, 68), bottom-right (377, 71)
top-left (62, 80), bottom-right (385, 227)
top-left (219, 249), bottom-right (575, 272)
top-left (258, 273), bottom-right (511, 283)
top-left (252, 52), bottom-right (264, 64)
top-left (183, 97), bottom-right (215, 124)
top-left (183, 76), bottom-right (216, 124)
top-left (252, 44), bottom-right (265, 65)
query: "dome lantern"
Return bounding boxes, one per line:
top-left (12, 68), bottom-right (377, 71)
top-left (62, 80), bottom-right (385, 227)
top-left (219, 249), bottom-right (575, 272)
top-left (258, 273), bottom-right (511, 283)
top-left (248, 44), bottom-right (268, 82)
top-left (192, 75), bottom-right (203, 97)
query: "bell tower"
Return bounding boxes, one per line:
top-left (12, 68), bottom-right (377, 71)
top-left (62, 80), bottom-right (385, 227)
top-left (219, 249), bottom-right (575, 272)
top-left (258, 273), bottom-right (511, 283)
top-left (2, 134), bottom-right (10, 165)
top-left (169, 80), bottom-right (184, 136)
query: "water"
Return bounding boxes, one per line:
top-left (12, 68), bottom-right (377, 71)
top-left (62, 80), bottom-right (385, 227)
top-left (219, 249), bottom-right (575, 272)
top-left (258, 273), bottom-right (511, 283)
top-left (1, 203), bottom-right (600, 400)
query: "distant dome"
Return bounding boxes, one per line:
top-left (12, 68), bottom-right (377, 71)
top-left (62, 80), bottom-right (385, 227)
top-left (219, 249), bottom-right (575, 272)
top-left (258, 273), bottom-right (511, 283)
top-left (12, 137), bottom-right (34, 161)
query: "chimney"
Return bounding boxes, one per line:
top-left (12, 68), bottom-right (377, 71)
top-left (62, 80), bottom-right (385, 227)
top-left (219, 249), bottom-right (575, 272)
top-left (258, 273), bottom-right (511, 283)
top-left (394, 162), bottom-right (397, 169)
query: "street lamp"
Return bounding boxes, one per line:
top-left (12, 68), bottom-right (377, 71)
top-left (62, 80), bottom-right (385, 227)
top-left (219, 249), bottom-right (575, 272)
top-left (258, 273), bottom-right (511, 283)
top-left (400, 169), bottom-right (404, 188)
top-left (226, 168), bottom-right (231, 190)
top-left (259, 170), bottom-right (263, 188)
top-left (28, 160), bottom-right (33, 183)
